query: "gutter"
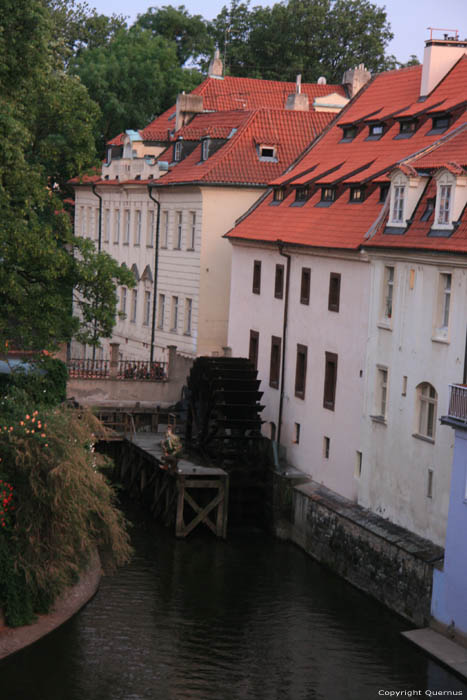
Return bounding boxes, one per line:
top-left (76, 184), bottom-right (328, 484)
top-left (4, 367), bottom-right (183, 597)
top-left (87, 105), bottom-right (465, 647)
top-left (147, 186), bottom-right (161, 364)
top-left (277, 240), bottom-right (291, 446)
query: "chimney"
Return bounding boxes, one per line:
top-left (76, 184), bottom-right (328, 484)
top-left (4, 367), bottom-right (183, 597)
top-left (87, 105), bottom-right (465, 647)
top-left (208, 48), bottom-right (223, 78)
top-left (175, 92), bottom-right (204, 132)
top-left (342, 64), bottom-right (371, 99)
top-left (285, 74), bottom-right (309, 111)
top-left (420, 30), bottom-right (467, 97)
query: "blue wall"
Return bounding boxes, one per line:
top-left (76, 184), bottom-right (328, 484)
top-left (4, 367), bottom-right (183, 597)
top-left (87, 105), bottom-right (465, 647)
top-left (432, 427), bottom-right (467, 636)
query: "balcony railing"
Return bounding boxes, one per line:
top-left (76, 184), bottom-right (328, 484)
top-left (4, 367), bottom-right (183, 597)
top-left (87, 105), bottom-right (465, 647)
top-left (447, 384), bottom-right (467, 423)
top-left (68, 359), bottom-right (110, 379)
top-left (67, 359), bottom-right (167, 382)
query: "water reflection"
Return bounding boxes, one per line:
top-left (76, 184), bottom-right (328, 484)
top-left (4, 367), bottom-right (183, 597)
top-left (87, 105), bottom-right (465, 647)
top-left (1, 504), bottom-right (466, 700)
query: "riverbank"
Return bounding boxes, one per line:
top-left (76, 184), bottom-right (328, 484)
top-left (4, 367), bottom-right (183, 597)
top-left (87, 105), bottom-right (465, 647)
top-left (0, 551), bottom-right (101, 660)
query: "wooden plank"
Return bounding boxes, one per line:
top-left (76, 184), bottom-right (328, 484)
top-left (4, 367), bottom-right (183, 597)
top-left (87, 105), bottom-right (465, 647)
top-left (182, 490), bottom-right (223, 537)
top-left (222, 474), bottom-right (230, 539)
top-left (175, 476), bottom-right (186, 537)
top-left (184, 479), bottom-right (223, 489)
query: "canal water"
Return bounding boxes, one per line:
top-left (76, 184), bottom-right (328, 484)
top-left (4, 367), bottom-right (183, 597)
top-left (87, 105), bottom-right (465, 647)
top-left (2, 501), bottom-right (466, 700)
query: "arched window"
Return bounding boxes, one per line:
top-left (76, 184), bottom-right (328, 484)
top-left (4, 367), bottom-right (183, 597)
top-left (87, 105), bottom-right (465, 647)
top-left (416, 383), bottom-right (437, 440)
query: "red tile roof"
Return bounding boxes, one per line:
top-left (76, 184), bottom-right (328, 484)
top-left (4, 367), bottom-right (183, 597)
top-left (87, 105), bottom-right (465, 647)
top-left (110, 75), bottom-right (346, 145)
top-left (152, 109), bottom-right (335, 187)
top-left (227, 56), bottom-right (467, 253)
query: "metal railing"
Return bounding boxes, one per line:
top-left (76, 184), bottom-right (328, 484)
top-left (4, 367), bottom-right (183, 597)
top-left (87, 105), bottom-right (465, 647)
top-left (67, 358), bottom-right (168, 381)
top-left (447, 384), bottom-right (467, 423)
top-left (68, 358), bottom-right (110, 379)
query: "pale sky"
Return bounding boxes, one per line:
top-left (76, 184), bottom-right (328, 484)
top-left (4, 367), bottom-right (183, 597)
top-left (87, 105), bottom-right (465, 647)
top-left (88, 0), bottom-right (466, 64)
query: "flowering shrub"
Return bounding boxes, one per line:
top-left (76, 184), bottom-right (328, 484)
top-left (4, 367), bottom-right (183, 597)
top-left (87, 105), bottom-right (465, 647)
top-left (0, 406), bottom-right (132, 627)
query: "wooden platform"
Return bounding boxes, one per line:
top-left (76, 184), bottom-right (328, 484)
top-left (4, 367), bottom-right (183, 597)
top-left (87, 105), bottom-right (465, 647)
top-left (119, 433), bottom-right (229, 539)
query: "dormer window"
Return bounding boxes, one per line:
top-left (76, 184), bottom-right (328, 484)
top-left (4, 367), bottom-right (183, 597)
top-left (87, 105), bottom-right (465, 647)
top-left (387, 170), bottom-right (428, 232)
top-left (201, 138), bottom-right (209, 161)
top-left (368, 123), bottom-right (384, 139)
top-left (273, 188), bottom-right (285, 202)
top-left (259, 145), bottom-right (277, 162)
top-left (295, 186), bottom-right (309, 202)
top-left (392, 185), bottom-right (405, 223)
top-left (397, 119), bottom-right (417, 138)
top-left (437, 185), bottom-right (452, 225)
top-left (350, 186), bottom-right (364, 203)
top-left (421, 197), bottom-right (435, 221)
top-left (431, 115), bottom-right (450, 133)
top-left (174, 141), bottom-right (182, 162)
top-left (379, 184), bottom-right (390, 202)
top-left (321, 187), bottom-right (335, 202)
top-left (342, 125), bottom-right (357, 141)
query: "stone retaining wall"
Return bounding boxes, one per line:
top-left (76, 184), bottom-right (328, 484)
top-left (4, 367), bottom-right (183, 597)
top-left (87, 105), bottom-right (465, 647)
top-left (271, 475), bottom-right (444, 627)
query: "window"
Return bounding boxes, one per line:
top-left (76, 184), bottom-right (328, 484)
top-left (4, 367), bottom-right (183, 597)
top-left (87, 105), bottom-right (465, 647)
top-left (416, 383), bottom-right (437, 440)
top-left (249, 330), bottom-right (259, 369)
top-left (80, 206), bottom-right (86, 236)
top-left (174, 141), bottom-right (182, 161)
top-left (295, 186), bottom-right (309, 202)
top-left (421, 197), bottom-right (435, 222)
top-left (350, 187), bottom-right (364, 202)
top-left (94, 208), bottom-right (99, 241)
top-left (201, 139), bottom-right (209, 161)
top-left (120, 287), bottom-right (127, 315)
top-left (114, 209), bottom-right (120, 243)
top-left (269, 336), bottom-right (281, 389)
top-left (323, 352), bottom-right (338, 410)
top-left (300, 267), bottom-right (310, 305)
top-left (273, 188), bottom-right (285, 202)
top-left (355, 451), bottom-right (362, 478)
top-left (184, 298), bottom-right (192, 335)
top-left (161, 211), bottom-right (168, 248)
top-left (175, 211), bottom-right (182, 249)
top-left (157, 294), bottom-right (165, 329)
top-left (294, 423), bottom-right (301, 444)
top-left (124, 209), bottom-right (130, 244)
top-left (274, 264), bottom-right (284, 299)
top-left (189, 212), bottom-right (196, 250)
top-left (379, 184), bottom-right (390, 203)
top-left (328, 272), bottom-right (341, 312)
top-left (427, 469), bottom-right (434, 499)
top-left (434, 272), bottom-right (452, 338)
top-left (342, 125), bottom-right (357, 140)
top-left (135, 210), bottom-right (142, 245)
top-left (321, 187), bottom-right (335, 203)
top-left (170, 296), bottom-right (178, 331)
top-left (260, 145), bottom-right (275, 158)
top-left (252, 260), bottom-right (261, 294)
top-left (323, 436), bottom-right (330, 459)
top-left (104, 209), bottom-right (110, 243)
top-left (399, 119), bottom-right (416, 135)
top-left (431, 115), bottom-right (450, 132)
top-left (382, 266), bottom-right (394, 321)
top-left (130, 289), bottom-right (137, 322)
top-left (437, 184), bottom-right (452, 225)
top-left (375, 367), bottom-right (388, 420)
top-left (295, 344), bottom-right (307, 399)
top-left (147, 211), bottom-right (154, 247)
top-left (143, 291), bottom-right (151, 326)
top-left (392, 185), bottom-right (405, 223)
top-left (368, 123), bottom-right (384, 138)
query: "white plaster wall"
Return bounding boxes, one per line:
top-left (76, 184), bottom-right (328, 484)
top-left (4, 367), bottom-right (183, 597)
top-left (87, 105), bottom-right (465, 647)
top-left (358, 254), bottom-right (467, 546)
top-left (228, 242), bottom-right (370, 501)
top-left (198, 187), bottom-right (264, 356)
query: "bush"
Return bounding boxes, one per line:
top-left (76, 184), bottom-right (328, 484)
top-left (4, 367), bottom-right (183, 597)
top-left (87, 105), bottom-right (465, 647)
top-left (0, 407), bottom-right (132, 626)
top-left (0, 355), bottom-right (68, 407)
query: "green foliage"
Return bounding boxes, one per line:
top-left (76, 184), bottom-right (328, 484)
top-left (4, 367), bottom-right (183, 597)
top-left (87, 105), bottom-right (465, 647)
top-left (71, 26), bottom-right (201, 150)
top-left (210, 0), bottom-right (394, 82)
top-left (0, 356), bottom-right (68, 407)
top-left (0, 407), bottom-right (132, 627)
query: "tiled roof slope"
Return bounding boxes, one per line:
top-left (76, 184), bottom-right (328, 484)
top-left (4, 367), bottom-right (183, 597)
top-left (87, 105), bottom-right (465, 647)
top-left (226, 56), bottom-right (467, 252)
top-left (110, 74), bottom-right (346, 145)
top-left (153, 109), bottom-right (335, 186)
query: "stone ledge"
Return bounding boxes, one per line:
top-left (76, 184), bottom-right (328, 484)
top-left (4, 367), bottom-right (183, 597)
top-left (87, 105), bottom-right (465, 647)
top-left (0, 551), bottom-right (101, 660)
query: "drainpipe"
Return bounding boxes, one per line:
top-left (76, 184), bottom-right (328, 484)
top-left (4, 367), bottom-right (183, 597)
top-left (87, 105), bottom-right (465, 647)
top-left (90, 185), bottom-right (103, 360)
top-left (463, 325), bottom-right (467, 385)
top-left (147, 185), bottom-right (161, 364)
top-left (277, 240), bottom-right (291, 446)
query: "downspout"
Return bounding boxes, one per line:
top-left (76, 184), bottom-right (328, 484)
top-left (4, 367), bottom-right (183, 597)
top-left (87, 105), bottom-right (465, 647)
top-left (463, 325), bottom-right (467, 385)
top-left (147, 185), bottom-right (161, 364)
top-left (91, 185), bottom-right (103, 360)
top-left (277, 240), bottom-right (291, 446)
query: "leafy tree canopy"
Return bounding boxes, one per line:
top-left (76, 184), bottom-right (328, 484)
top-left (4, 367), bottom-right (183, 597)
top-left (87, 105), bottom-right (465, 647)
top-left (0, 0), bottom-right (133, 351)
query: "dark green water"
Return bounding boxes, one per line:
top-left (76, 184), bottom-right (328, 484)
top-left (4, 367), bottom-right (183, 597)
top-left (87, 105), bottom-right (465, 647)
top-left (2, 504), bottom-right (466, 700)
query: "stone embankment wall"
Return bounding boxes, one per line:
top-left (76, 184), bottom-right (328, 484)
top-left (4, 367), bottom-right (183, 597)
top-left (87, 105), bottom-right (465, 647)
top-left (270, 475), bottom-right (444, 627)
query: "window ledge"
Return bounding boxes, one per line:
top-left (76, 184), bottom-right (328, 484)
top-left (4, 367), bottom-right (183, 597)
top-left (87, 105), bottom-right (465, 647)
top-left (187, 247), bottom-right (195, 251)
top-left (370, 415), bottom-right (387, 425)
top-left (431, 335), bottom-right (450, 345)
top-left (183, 332), bottom-right (192, 337)
top-left (146, 244), bottom-right (154, 249)
top-left (377, 321), bottom-right (392, 331)
top-left (412, 433), bottom-right (435, 445)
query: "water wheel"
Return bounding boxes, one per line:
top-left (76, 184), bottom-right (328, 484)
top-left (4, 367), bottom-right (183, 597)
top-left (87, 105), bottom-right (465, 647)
top-left (185, 357), bottom-right (264, 461)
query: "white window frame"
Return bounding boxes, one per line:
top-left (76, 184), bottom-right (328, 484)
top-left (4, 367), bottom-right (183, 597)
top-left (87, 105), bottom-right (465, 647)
top-left (392, 185), bottom-right (405, 224)
top-left (174, 141), bottom-right (182, 161)
top-left (202, 139), bottom-right (209, 161)
top-left (143, 291), bottom-right (151, 326)
top-left (124, 209), bottom-right (130, 245)
top-left (120, 287), bottom-right (127, 315)
top-left (114, 209), bottom-right (120, 243)
top-left (433, 272), bottom-right (452, 340)
top-left (131, 289), bottom-right (138, 322)
top-left (135, 210), bottom-right (142, 246)
top-left (434, 172), bottom-right (455, 230)
top-left (380, 265), bottom-right (395, 324)
top-left (374, 366), bottom-right (389, 421)
top-left (189, 211), bottom-right (196, 250)
top-left (158, 293), bottom-right (165, 329)
top-left (175, 211), bottom-right (182, 250)
top-left (161, 211), bottom-right (168, 248)
top-left (415, 382), bottom-right (437, 441)
top-left (171, 296), bottom-right (179, 331)
top-left (184, 298), bottom-right (192, 335)
top-left (147, 210), bottom-right (154, 247)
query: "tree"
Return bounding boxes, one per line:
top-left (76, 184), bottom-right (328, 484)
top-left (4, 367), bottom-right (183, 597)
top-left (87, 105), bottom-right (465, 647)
top-left (210, 0), bottom-right (394, 82)
top-left (0, 0), bottom-right (133, 351)
top-left (135, 5), bottom-right (213, 67)
top-left (70, 26), bottom-right (201, 150)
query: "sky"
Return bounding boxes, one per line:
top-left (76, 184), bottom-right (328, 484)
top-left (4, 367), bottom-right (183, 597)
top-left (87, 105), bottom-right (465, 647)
top-left (88, 0), bottom-right (466, 64)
